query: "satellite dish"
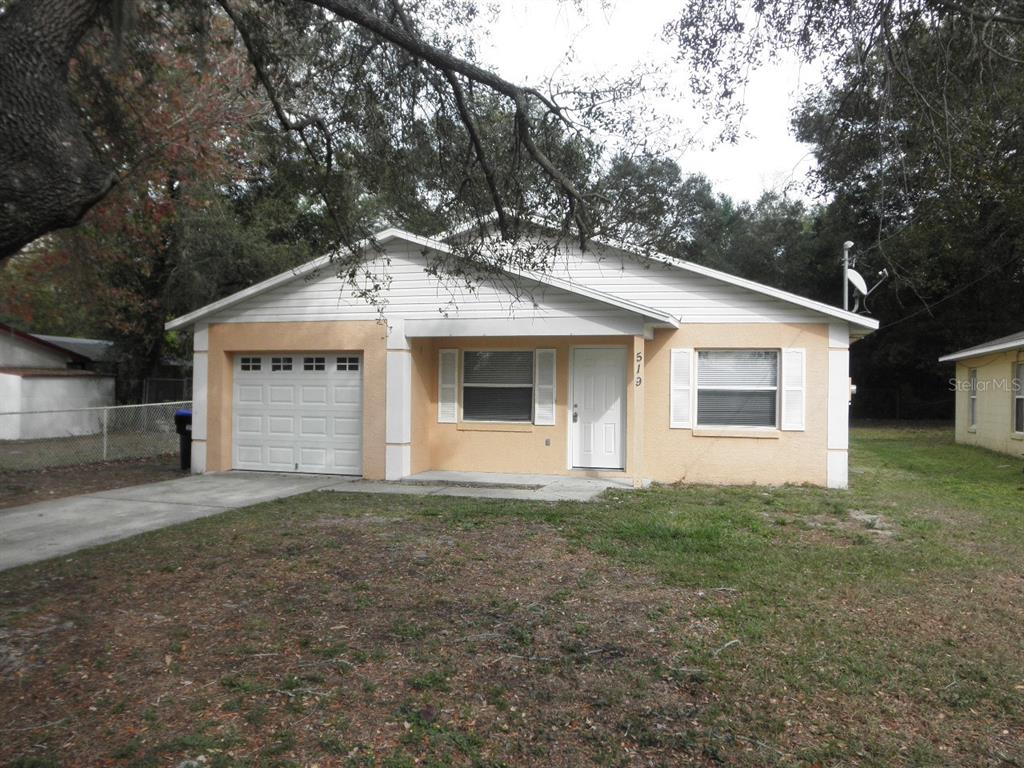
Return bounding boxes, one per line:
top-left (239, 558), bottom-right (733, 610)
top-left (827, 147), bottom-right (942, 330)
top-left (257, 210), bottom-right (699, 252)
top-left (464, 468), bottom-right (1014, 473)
top-left (847, 268), bottom-right (869, 296)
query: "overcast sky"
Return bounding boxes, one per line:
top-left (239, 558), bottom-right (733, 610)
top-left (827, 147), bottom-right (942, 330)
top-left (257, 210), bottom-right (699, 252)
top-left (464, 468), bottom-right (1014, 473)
top-left (479, 1), bottom-right (821, 204)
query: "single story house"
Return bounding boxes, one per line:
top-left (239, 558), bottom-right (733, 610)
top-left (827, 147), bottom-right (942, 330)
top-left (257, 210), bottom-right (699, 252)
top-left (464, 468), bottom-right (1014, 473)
top-left (166, 224), bottom-right (878, 488)
top-left (939, 331), bottom-right (1024, 457)
top-left (0, 323), bottom-right (116, 440)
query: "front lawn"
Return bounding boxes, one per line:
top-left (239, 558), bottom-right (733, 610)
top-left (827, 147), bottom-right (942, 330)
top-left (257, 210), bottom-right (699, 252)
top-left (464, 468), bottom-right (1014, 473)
top-left (2, 427), bottom-right (1022, 766)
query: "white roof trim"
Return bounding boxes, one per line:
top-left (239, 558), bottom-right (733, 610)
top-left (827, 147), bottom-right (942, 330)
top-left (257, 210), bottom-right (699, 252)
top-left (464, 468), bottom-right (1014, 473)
top-left (165, 228), bottom-right (678, 331)
top-left (938, 337), bottom-right (1024, 363)
top-left (440, 216), bottom-right (879, 332)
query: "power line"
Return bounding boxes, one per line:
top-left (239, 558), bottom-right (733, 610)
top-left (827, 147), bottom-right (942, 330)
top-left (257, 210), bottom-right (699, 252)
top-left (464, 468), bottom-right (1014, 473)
top-left (879, 252), bottom-right (1023, 330)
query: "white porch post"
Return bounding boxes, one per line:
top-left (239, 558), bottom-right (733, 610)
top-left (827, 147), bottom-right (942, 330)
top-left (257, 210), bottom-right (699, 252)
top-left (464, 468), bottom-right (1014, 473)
top-left (190, 322), bottom-right (209, 474)
top-left (827, 323), bottom-right (850, 489)
top-left (384, 319), bottom-right (412, 480)
top-left (631, 334), bottom-right (646, 488)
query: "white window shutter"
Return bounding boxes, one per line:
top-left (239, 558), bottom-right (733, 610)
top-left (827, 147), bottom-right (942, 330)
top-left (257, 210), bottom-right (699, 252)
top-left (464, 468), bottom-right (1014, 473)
top-left (670, 348), bottom-right (692, 428)
top-left (438, 349), bottom-right (458, 423)
top-left (534, 349), bottom-right (556, 425)
top-left (781, 348), bottom-right (806, 431)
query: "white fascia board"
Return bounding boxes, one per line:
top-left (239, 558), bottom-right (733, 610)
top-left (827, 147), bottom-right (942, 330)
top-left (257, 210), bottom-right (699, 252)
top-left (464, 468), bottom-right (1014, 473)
top-left (938, 339), bottom-right (1024, 363)
top-left (165, 227), bottom-right (675, 331)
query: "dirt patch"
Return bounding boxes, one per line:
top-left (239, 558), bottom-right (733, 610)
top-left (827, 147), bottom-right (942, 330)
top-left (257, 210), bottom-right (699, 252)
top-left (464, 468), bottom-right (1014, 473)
top-left (0, 457), bottom-right (185, 509)
top-left (765, 507), bottom-right (899, 543)
top-left (0, 514), bottom-right (731, 766)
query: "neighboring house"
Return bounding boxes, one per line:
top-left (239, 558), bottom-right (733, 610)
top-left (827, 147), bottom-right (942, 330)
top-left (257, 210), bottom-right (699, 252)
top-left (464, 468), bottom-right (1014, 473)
top-left (0, 323), bottom-right (116, 440)
top-left (939, 331), bottom-right (1024, 457)
top-left (166, 225), bottom-right (878, 488)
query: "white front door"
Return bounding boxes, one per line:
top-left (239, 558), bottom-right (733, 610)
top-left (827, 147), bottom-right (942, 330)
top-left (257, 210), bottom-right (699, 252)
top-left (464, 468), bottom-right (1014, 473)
top-left (571, 347), bottom-right (626, 469)
top-left (232, 353), bottom-right (363, 475)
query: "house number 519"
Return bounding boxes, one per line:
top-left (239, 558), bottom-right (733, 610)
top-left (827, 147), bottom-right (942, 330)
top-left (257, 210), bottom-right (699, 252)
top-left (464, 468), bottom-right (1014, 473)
top-left (635, 352), bottom-right (643, 387)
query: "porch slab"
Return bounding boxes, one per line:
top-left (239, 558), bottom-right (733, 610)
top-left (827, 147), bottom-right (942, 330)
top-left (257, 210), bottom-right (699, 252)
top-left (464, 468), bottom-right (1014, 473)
top-left (323, 472), bottom-right (632, 502)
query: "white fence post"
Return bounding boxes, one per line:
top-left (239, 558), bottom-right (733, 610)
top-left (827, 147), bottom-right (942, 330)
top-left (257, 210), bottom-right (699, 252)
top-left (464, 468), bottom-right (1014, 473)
top-left (102, 407), bottom-right (109, 460)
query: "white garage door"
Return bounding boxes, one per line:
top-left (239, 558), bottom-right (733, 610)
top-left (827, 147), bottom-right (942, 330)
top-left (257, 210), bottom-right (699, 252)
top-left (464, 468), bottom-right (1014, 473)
top-left (232, 353), bottom-right (362, 475)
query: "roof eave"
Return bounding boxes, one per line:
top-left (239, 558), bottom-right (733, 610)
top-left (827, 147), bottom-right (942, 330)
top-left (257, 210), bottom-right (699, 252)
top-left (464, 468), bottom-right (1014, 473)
top-left (938, 341), bottom-right (1024, 362)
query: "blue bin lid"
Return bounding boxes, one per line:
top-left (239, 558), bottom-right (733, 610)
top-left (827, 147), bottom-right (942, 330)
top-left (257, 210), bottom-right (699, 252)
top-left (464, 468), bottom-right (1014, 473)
top-left (175, 409), bottom-right (193, 417)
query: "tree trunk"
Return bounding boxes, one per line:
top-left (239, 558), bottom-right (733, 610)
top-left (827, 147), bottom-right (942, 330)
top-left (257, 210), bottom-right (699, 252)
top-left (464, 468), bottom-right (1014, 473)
top-left (0, 0), bottom-right (114, 260)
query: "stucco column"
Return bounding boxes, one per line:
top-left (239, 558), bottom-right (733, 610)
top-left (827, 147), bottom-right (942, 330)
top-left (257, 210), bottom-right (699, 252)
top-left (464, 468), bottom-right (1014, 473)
top-left (631, 334), bottom-right (646, 488)
top-left (190, 322), bottom-right (209, 473)
top-left (384, 319), bottom-right (412, 480)
top-left (826, 323), bottom-right (850, 489)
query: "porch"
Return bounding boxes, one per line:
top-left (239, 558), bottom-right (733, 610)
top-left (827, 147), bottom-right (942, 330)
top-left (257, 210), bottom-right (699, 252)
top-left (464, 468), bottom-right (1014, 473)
top-left (331, 470), bottom-right (636, 502)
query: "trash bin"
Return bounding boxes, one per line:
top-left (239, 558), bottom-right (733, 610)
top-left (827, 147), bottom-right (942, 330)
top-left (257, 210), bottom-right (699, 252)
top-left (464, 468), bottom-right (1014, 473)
top-left (174, 409), bottom-right (193, 471)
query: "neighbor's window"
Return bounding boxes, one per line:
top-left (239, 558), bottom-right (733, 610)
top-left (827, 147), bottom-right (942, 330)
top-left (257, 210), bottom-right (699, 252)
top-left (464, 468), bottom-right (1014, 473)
top-left (968, 368), bottom-right (978, 429)
top-left (1014, 363), bottom-right (1023, 434)
top-left (303, 356), bottom-right (326, 371)
top-left (240, 356), bottom-right (261, 372)
top-left (462, 350), bottom-right (533, 422)
top-left (271, 356), bottom-right (292, 372)
top-left (696, 350), bottom-right (778, 428)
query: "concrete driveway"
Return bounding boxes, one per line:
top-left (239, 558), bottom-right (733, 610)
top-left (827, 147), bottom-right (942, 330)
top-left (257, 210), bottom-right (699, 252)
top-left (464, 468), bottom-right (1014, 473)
top-left (0, 472), bottom-right (348, 572)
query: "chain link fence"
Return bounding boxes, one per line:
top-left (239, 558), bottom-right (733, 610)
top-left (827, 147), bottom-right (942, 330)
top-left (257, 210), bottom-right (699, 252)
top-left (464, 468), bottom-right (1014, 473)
top-left (0, 401), bottom-right (192, 471)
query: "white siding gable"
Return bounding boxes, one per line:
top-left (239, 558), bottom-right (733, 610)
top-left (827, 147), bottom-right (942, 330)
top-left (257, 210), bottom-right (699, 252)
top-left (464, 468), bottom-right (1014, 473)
top-left (536, 237), bottom-right (825, 325)
top-left (209, 243), bottom-right (642, 329)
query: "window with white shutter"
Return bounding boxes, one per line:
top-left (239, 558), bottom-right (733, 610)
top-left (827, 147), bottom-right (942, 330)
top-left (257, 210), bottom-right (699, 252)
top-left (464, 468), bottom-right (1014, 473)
top-left (534, 349), bottom-right (556, 425)
top-left (437, 349), bottom-right (458, 423)
top-left (670, 348), bottom-right (693, 428)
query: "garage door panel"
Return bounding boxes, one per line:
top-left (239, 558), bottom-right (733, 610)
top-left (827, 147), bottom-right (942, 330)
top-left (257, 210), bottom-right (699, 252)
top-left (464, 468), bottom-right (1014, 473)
top-left (236, 444), bottom-right (263, 465)
top-left (299, 447), bottom-right (328, 469)
top-left (237, 415), bottom-right (263, 435)
top-left (267, 415), bottom-right (295, 436)
top-left (333, 385), bottom-right (360, 404)
top-left (300, 416), bottom-right (328, 436)
top-left (268, 385), bottom-right (295, 404)
top-left (233, 352), bottom-right (362, 475)
top-left (334, 448), bottom-right (361, 473)
top-left (237, 385), bottom-right (264, 404)
top-left (267, 445), bottom-right (297, 467)
top-left (300, 385), bottom-right (327, 404)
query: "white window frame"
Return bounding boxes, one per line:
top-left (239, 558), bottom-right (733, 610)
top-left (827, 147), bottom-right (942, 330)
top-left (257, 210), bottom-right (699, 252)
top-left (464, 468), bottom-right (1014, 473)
top-left (695, 349), bottom-right (780, 429)
top-left (239, 355), bottom-right (262, 372)
top-left (968, 367), bottom-right (978, 430)
top-left (1013, 362), bottom-right (1023, 435)
top-left (461, 349), bottom-right (535, 424)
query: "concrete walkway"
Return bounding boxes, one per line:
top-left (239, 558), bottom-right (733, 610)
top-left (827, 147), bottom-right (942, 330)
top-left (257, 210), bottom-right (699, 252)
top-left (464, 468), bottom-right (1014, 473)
top-left (330, 471), bottom-right (633, 502)
top-left (0, 472), bottom-right (344, 572)
top-left (0, 470), bottom-right (630, 572)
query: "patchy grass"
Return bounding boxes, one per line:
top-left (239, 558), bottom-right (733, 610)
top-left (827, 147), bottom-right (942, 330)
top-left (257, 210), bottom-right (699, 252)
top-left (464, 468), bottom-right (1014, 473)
top-left (1, 427), bottom-right (1022, 766)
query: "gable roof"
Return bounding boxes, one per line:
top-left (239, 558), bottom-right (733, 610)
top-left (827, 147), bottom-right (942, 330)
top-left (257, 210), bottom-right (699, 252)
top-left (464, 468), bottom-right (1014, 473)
top-left (0, 322), bottom-right (92, 364)
top-left (165, 228), bottom-right (680, 331)
top-left (938, 330), bottom-right (1024, 362)
top-left (34, 334), bottom-right (115, 362)
top-left (441, 217), bottom-right (880, 333)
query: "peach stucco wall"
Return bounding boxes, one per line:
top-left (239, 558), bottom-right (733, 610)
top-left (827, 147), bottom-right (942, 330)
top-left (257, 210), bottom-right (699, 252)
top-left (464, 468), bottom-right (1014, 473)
top-left (205, 321), bottom-right (389, 478)
top-left (203, 320), bottom-right (834, 485)
top-left (411, 336), bottom-right (637, 478)
top-left (642, 324), bottom-right (830, 486)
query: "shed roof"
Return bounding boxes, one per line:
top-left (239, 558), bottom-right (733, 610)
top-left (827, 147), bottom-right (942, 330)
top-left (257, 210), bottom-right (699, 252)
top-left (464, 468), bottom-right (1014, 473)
top-left (938, 330), bottom-right (1024, 363)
